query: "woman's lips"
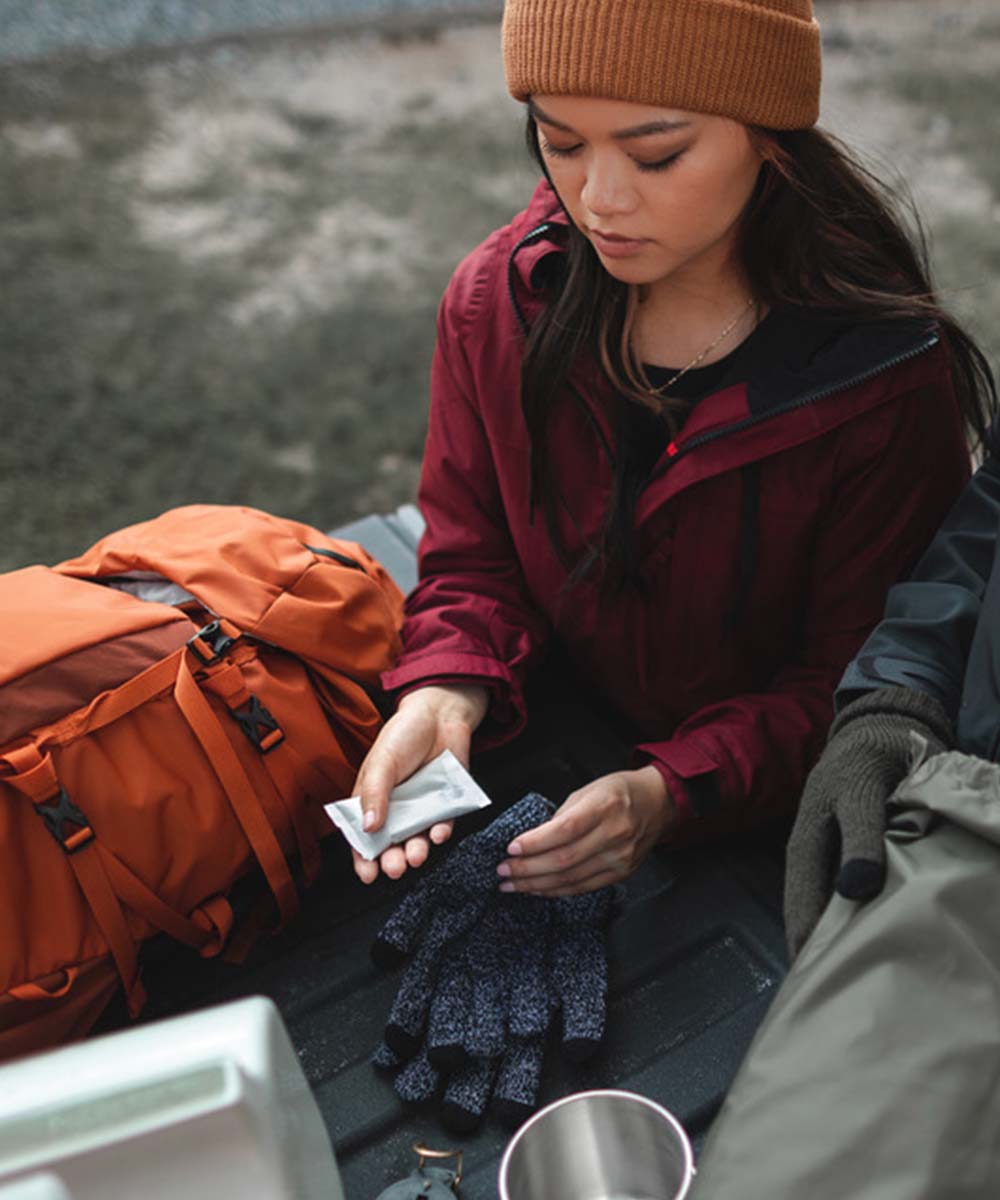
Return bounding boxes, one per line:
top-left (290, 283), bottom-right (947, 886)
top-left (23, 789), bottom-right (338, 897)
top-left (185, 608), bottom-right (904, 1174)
top-left (590, 229), bottom-right (648, 257)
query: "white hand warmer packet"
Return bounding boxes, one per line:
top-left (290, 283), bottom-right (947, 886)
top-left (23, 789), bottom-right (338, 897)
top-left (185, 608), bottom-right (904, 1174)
top-left (324, 750), bottom-right (491, 860)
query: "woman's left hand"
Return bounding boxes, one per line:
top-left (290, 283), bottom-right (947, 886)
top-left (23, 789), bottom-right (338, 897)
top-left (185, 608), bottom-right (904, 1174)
top-left (496, 765), bottom-right (676, 896)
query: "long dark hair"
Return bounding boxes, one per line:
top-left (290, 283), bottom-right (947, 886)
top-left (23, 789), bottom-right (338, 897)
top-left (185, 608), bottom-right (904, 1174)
top-left (520, 115), bottom-right (997, 588)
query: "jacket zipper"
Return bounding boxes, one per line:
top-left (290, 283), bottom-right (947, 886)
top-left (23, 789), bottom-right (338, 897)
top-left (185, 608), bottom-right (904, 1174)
top-left (304, 543), bottom-right (367, 573)
top-left (653, 332), bottom-right (940, 478)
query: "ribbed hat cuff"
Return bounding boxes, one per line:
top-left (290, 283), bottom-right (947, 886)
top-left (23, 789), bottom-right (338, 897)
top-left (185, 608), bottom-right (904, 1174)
top-left (503, 0), bottom-right (821, 130)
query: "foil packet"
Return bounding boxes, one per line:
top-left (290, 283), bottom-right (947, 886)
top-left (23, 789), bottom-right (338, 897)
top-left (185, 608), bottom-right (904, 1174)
top-left (325, 749), bottom-right (492, 860)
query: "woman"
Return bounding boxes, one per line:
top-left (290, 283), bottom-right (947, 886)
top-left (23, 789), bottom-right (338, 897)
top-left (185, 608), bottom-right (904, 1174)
top-left (352, 0), bottom-right (995, 896)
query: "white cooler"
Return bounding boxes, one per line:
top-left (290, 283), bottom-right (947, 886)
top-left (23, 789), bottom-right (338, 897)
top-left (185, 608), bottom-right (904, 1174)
top-left (0, 996), bottom-right (345, 1200)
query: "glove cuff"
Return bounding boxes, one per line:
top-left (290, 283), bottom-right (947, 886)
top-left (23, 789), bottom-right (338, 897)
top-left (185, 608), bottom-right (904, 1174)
top-left (830, 685), bottom-right (954, 750)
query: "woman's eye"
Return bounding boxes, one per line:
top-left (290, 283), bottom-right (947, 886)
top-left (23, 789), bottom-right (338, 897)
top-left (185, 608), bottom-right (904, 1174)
top-left (540, 138), bottom-right (582, 159)
top-left (634, 150), bottom-right (685, 174)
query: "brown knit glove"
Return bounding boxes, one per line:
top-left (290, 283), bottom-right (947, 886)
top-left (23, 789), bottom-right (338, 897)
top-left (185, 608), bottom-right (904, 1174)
top-left (784, 686), bottom-right (954, 958)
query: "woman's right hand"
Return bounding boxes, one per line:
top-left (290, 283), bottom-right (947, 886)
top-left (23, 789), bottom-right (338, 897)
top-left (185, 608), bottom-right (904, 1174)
top-left (351, 682), bottom-right (490, 885)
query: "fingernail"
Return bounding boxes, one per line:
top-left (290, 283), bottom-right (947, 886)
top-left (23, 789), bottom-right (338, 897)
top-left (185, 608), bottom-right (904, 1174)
top-left (363, 810), bottom-right (376, 831)
top-left (496, 862), bottom-right (511, 878)
top-left (499, 881), bottom-right (515, 893)
top-left (507, 840), bottom-right (523, 856)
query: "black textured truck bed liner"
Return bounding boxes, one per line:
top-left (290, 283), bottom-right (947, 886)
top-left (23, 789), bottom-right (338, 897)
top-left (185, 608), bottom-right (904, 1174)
top-left (125, 507), bottom-right (788, 1199)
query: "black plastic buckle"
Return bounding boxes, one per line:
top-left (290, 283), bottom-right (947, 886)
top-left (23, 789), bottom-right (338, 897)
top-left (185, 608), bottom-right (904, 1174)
top-left (187, 620), bottom-right (237, 666)
top-left (229, 694), bottom-right (285, 754)
top-left (36, 787), bottom-right (95, 854)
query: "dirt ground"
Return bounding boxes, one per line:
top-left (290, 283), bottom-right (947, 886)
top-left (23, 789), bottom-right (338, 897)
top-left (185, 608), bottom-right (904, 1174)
top-left (2, 0), bottom-right (999, 569)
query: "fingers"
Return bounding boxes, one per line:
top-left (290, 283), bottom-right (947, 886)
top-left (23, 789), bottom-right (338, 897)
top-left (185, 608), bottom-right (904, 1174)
top-left (429, 821), bottom-right (453, 845)
top-left (507, 867), bottom-right (622, 897)
top-left (356, 723), bottom-right (423, 834)
top-left (353, 827), bottom-right (415, 885)
top-left (379, 844), bottom-right (410, 880)
top-left (372, 827), bottom-right (454, 883)
top-left (783, 811), bottom-right (838, 958)
top-left (503, 789), bottom-right (604, 864)
top-left (352, 846), bottom-right (380, 886)
top-left (499, 823), bottom-right (622, 895)
top-left (498, 778), bottom-right (651, 895)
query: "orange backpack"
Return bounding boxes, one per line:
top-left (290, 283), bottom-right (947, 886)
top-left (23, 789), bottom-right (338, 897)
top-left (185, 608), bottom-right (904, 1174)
top-left (0, 505), bottom-right (403, 1061)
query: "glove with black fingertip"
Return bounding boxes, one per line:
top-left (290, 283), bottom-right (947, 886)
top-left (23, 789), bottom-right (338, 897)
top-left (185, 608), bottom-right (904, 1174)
top-left (784, 686), bottom-right (954, 959)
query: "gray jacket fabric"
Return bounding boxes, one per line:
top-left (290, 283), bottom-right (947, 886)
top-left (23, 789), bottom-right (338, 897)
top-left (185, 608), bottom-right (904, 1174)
top-left (691, 746), bottom-right (1000, 1199)
top-left (838, 441), bottom-right (1000, 760)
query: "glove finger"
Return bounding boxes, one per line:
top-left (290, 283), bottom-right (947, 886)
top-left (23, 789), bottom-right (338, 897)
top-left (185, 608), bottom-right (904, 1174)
top-left (551, 892), bottom-right (612, 1061)
top-left (784, 810), bottom-right (839, 959)
top-left (385, 907), bottom-right (461, 1059)
top-left (439, 1056), bottom-right (497, 1136)
top-left (371, 870), bottom-right (441, 968)
top-left (385, 884), bottom-right (502, 1059)
top-left (493, 1036), bottom-right (546, 1129)
top-left (427, 943), bottom-right (472, 1071)
top-left (508, 897), bottom-right (552, 1040)
top-left (836, 785), bottom-right (889, 900)
top-left (553, 931), bottom-right (606, 1061)
top-left (394, 1048), bottom-right (440, 1105)
top-left (465, 903), bottom-right (516, 1059)
top-left (371, 1040), bottom-right (403, 1071)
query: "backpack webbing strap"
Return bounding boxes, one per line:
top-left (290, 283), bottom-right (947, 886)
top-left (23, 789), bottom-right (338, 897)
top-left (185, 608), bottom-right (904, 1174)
top-left (174, 651), bottom-right (300, 926)
top-left (61, 850), bottom-right (148, 1017)
top-left (264, 742), bottom-right (328, 885)
top-left (96, 850), bottom-right (233, 957)
top-left (198, 658), bottom-right (323, 887)
top-left (58, 650), bottom-right (181, 739)
top-left (57, 637), bottom-right (312, 907)
top-left (0, 744), bottom-right (147, 1018)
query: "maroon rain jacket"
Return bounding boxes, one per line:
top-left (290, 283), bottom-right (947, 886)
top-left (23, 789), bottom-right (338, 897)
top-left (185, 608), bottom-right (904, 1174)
top-left (382, 181), bottom-right (970, 826)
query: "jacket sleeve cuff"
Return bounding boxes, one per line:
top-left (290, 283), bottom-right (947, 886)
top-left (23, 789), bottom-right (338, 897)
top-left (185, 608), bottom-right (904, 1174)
top-left (633, 739), bottom-right (724, 826)
top-left (380, 654), bottom-right (527, 749)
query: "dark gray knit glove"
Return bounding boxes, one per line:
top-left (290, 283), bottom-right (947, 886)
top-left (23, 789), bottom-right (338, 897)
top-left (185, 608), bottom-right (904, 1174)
top-left (372, 794), bottom-right (616, 1133)
top-left (372, 792), bottom-right (555, 1059)
top-left (784, 686), bottom-right (953, 958)
top-left (373, 884), bottom-right (615, 1134)
top-left (423, 886), bottom-right (614, 1133)
top-left (379, 890), bottom-right (552, 1134)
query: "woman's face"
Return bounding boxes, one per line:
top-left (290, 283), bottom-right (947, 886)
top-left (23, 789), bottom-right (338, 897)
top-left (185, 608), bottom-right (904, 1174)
top-left (531, 95), bottom-right (763, 293)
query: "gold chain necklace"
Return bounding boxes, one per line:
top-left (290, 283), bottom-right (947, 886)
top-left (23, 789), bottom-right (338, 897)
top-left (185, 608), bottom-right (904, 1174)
top-left (651, 296), bottom-right (757, 396)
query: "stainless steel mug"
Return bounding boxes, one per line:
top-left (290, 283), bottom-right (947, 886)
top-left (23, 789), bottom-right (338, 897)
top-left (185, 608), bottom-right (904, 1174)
top-left (497, 1089), bottom-right (695, 1200)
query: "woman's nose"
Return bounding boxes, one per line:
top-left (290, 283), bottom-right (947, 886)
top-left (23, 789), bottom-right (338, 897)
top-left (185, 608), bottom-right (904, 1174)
top-left (580, 154), bottom-right (638, 217)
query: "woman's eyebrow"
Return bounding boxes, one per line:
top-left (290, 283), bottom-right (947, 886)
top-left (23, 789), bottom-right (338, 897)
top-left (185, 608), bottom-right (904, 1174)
top-left (612, 118), bottom-right (692, 139)
top-left (529, 100), bottom-right (691, 139)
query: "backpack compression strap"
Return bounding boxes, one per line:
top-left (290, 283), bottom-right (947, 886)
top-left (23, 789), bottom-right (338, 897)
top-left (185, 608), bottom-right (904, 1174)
top-left (0, 742), bottom-right (148, 1018)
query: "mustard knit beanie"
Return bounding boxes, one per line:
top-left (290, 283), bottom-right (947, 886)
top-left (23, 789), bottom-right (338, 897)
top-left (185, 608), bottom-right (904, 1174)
top-left (502, 0), bottom-right (822, 130)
